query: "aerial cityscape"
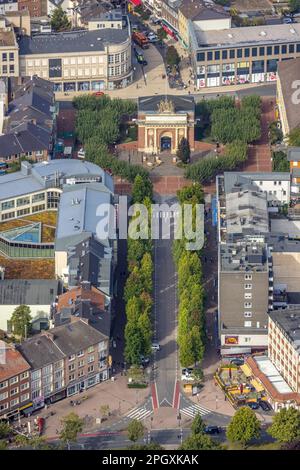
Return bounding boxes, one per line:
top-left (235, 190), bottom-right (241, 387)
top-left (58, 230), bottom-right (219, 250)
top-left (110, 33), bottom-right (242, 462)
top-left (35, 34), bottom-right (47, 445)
top-left (0, 0), bottom-right (300, 455)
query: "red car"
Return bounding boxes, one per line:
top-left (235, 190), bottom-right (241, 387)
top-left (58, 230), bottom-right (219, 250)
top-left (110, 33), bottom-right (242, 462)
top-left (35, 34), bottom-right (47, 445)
top-left (93, 91), bottom-right (104, 96)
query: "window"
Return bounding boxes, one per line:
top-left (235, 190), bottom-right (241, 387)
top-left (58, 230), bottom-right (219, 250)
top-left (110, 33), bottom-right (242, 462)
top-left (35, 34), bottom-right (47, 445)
top-left (10, 377), bottom-right (18, 385)
top-left (244, 293), bottom-right (252, 299)
top-left (229, 49), bottom-right (235, 59)
top-left (10, 398), bottom-right (19, 407)
top-left (21, 393), bottom-right (29, 402)
top-left (20, 371), bottom-right (29, 380)
top-left (259, 47), bottom-right (265, 56)
top-left (274, 45), bottom-right (280, 55)
top-left (78, 370), bottom-right (84, 378)
top-left (256, 322), bottom-right (260, 328)
top-left (237, 49), bottom-right (242, 58)
top-left (69, 374), bottom-right (75, 382)
top-left (2, 53), bottom-right (7, 62)
top-left (289, 44), bottom-right (295, 54)
top-left (244, 284), bottom-right (252, 289)
top-left (281, 45), bottom-right (287, 54)
top-left (267, 46), bottom-right (272, 55)
top-left (69, 354), bottom-right (75, 361)
top-left (1, 200), bottom-right (14, 211)
top-left (244, 48), bottom-right (250, 58)
top-left (197, 52), bottom-right (205, 62)
top-left (207, 51), bottom-right (213, 61)
top-left (32, 193), bottom-right (45, 203)
top-left (297, 43), bottom-right (300, 53)
top-left (77, 350), bottom-right (84, 357)
top-left (244, 321), bottom-right (252, 327)
top-left (20, 382), bottom-right (29, 391)
top-left (87, 346), bottom-right (94, 353)
top-left (9, 65), bottom-right (14, 74)
top-left (78, 360), bottom-right (84, 368)
top-left (87, 355), bottom-right (94, 364)
top-left (10, 387), bottom-right (19, 396)
top-left (244, 302), bottom-right (252, 308)
top-left (88, 365), bottom-right (94, 373)
top-left (68, 364), bottom-right (75, 372)
top-left (0, 391), bottom-right (8, 401)
top-left (244, 312), bottom-right (252, 318)
top-left (16, 197), bottom-right (30, 207)
top-left (215, 51), bottom-right (220, 60)
top-left (2, 65), bottom-right (7, 74)
top-left (0, 403), bottom-right (8, 411)
top-left (0, 381), bottom-right (8, 390)
top-left (244, 274), bottom-right (252, 280)
top-left (252, 47), bottom-right (257, 57)
top-left (222, 50), bottom-right (228, 60)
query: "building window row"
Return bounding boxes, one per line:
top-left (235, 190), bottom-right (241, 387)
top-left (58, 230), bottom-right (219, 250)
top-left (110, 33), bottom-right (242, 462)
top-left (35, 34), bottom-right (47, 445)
top-left (197, 43), bottom-right (300, 62)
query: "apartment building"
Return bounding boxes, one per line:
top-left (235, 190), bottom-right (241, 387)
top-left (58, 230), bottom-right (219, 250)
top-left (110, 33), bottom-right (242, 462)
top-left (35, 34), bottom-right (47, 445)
top-left (0, 0), bottom-right (18, 15)
top-left (276, 58), bottom-right (300, 138)
top-left (219, 241), bottom-right (271, 355)
top-left (269, 309), bottom-right (300, 394)
top-left (18, 16), bottom-right (133, 92)
top-left (160, 0), bottom-right (180, 33)
top-left (189, 22), bottom-right (300, 88)
top-left (0, 344), bottom-right (31, 420)
top-left (0, 19), bottom-right (19, 77)
top-left (18, 318), bottom-right (110, 404)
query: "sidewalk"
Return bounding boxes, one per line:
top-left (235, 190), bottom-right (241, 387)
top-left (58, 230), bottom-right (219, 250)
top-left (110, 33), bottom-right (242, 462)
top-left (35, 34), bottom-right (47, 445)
top-left (24, 375), bottom-right (150, 438)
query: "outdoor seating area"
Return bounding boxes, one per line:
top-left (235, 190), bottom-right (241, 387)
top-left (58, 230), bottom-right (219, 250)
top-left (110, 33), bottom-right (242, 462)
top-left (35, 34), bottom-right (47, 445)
top-left (215, 362), bottom-right (270, 409)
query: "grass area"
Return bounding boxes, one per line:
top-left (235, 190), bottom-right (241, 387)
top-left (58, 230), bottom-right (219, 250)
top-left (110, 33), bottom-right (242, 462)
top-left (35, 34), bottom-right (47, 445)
top-left (0, 211), bottom-right (57, 243)
top-left (0, 256), bottom-right (55, 279)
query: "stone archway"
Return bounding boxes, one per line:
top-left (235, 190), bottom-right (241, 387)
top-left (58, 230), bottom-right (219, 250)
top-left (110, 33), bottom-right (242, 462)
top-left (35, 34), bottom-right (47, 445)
top-left (159, 131), bottom-right (173, 152)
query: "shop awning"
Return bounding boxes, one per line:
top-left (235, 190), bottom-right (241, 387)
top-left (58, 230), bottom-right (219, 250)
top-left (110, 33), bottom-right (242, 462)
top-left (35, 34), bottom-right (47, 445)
top-left (251, 378), bottom-right (265, 392)
top-left (129, 0), bottom-right (141, 5)
top-left (240, 364), bottom-right (252, 378)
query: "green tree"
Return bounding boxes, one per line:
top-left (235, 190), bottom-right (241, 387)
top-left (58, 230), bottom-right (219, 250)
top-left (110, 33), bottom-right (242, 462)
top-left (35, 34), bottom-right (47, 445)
top-left (289, 0), bottom-right (300, 13)
top-left (132, 174), bottom-right (153, 204)
top-left (226, 407), bottom-right (261, 447)
top-left (59, 412), bottom-right (84, 449)
top-left (177, 137), bottom-right (191, 163)
top-left (141, 252), bottom-right (153, 293)
top-left (124, 322), bottom-right (143, 365)
top-left (51, 6), bottom-right (71, 32)
top-left (180, 433), bottom-right (221, 450)
top-left (191, 413), bottom-right (205, 435)
top-left (268, 407), bottom-right (300, 443)
top-left (288, 127), bottom-right (300, 146)
top-left (0, 440), bottom-right (7, 450)
top-left (10, 305), bottom-right (32, 339)
top-left (0, 422), bottom-right (11, 439)
top-left (272, 151), bottom-right (289, 172)
top-left (127, 419), bottom-right (145, 442)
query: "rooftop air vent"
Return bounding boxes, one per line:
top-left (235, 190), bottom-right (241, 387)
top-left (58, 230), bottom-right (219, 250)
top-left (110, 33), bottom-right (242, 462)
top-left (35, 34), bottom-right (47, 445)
top-left (260, 31), bottom-right (267, 36)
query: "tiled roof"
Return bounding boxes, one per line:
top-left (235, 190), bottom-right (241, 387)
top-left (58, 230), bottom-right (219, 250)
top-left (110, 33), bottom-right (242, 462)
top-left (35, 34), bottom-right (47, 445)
top-left (0, 345), bottom-right (30, 381)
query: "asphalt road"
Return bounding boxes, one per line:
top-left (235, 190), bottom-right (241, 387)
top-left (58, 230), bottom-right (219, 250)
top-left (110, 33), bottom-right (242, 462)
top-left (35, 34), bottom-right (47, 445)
top-left (153, 196), bottom-right (179, 408)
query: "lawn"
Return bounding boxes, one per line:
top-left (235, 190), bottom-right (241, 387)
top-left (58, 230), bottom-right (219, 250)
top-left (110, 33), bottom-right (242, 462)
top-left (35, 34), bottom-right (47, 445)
top-left (0, 211), bottom-right (57, 243)
top-left (0, 256), bottom-right (55, 279)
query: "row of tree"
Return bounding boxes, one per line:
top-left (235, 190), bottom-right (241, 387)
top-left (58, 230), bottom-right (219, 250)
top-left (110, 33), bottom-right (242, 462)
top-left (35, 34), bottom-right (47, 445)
top-left (185, 141), bottom-right (248, 184)
top-left (173, 185), bottom-right (206, 369)
top-left (124, 175), bottom-right (154, 366)
top-left (74, 95), bottom-right (148, 182)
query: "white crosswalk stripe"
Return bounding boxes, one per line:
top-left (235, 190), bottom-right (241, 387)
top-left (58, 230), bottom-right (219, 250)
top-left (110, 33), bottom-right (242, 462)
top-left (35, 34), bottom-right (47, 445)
top-left (126, 406), bottom-right (153, 421)
top-left (180, 403), bottom-right (211, 419)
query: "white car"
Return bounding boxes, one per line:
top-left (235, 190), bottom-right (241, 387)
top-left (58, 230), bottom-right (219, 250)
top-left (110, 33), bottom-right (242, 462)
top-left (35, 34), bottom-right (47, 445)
top-left (151, 343), bottom-right (161, 351)
top-left (148, 33), bottom-right (158, 42)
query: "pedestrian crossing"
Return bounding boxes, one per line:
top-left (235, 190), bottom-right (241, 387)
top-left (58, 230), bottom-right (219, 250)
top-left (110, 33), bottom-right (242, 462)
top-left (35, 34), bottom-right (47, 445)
top-left (180, 403), bottom-right (211, 419)
top-left (125, 406), bottom-right (153, 421)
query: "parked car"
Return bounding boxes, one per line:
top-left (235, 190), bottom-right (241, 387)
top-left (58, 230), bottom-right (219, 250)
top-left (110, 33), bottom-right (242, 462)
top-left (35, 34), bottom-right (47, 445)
top-left (148, 33), bottom-right (158, 42)
top-left (258, 400), bottom-right (272, 412)
top-left (230, 358), bottom-right (244, 366)
top-left (204, 426), bottom-right (221, 435)
top-left (140, 355), bottom-right (150, 366)
top-left (247, 402), bottom-right (259, 410)
top-left (151, 343), bottom-right (161, 351)
top-left (93, 91), bottom-right (104, 96)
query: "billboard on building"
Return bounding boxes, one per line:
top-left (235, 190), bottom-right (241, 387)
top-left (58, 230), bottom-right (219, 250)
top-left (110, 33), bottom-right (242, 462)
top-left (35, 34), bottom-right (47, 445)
top-left (225, 336), bottom-right (239, 345)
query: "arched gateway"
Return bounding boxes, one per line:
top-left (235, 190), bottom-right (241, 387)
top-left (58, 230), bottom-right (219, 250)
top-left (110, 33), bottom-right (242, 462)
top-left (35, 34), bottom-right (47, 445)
top-left (137, 95), bottom-right (195, 155)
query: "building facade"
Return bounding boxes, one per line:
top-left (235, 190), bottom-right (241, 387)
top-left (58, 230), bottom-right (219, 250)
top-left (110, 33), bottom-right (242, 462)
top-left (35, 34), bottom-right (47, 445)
top-left (137, 95), bottom-right (195, 155)
top-left (219, 241), bottom-right (271, 355)
top-left (0, 20), bottom-right (19, 78)
top-left (0, 0), bottom-right (18, 15)
top-left (190, 22), bottom-right (300, 89)
top-left (0, 345), bottom-right (31, 420)
top-left (269, 310), bottom-right (300, 394)
top-left (18, 18), bottom-right (132, 92)
top-left (18, 0), bottom-right (48, 17)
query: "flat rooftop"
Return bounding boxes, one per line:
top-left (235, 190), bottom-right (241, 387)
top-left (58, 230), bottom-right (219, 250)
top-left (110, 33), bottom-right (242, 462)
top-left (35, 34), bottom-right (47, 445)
top-left (253, 355), bottom-right (293, 394)
top-left (18, 27), bottom-right (129, 55)
top-left (220, 241), bottom-right (268, 272)
top-left (223, 172), bottom-right (290, 195)
top-left (193, 22), bottom-right (300, 48)
top-left (269, 309), bottom-right (300, 352)
top-left (271, 219), bottom-right (300, 239)
top-left (287, 147), bottom-right (300, 162)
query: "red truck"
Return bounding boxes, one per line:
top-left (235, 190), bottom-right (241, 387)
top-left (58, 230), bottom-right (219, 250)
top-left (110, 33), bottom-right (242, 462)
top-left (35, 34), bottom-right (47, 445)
top-left (132, 31), bottom-right (149, 49)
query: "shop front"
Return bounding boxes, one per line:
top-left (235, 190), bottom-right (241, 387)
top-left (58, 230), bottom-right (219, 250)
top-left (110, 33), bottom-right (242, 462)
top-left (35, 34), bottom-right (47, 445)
top-left (67, 370), bottom-right (109, 397)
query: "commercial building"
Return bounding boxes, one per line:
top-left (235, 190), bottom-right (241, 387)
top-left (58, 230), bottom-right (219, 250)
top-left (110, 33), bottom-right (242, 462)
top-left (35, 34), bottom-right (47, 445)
top-left (0, 279), bottom-right (62, 332)
top-left (18, 0), bottom-right (48, 17)
top-left (276, 58), bottom-right (300, 138)
top-left (269, 309), bottom-right (300, 394)
top-left (0, 344), bottom-right (31, 420)
top-left (219, 240), bottom-right (271, 355)
top-left (189, 22), bottom-right (300, 88)
top-left (18, 15), bottom-right (133, 92)
top-left (137, 95), bottom-right (195, 154)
